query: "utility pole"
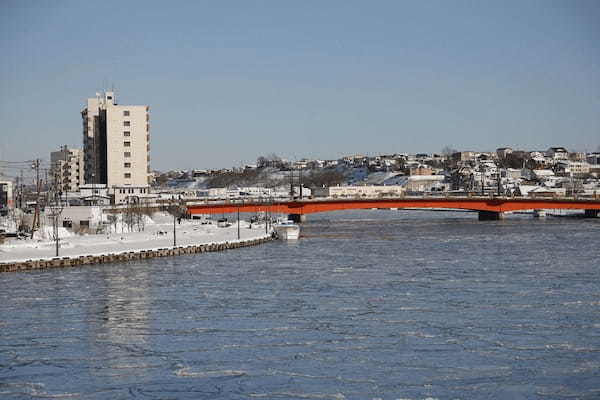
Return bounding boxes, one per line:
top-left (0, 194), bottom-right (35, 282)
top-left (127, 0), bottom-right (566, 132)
top-left (299, 166), bottom-right (303, 199)
top-left (64, 148), bottom-right (69, 207)
top-left (48, 177), bottom-right (63, 257)
top-left (172, 197), bottom-right (177, 247)
top-left (481, 164), bottom-right (485, 196)
top-left (289, 168), bottom-right (294, 199)
top-left (497, 162), bottom-right (501, 196)
top-left (19, 169), bottom-right (24, 209)
top-left (31, 159), bottom-right (41, 238)
top-left (14, 174), bottom-right (19, 210)
top-left (44, 168), bottom-right (49, 208)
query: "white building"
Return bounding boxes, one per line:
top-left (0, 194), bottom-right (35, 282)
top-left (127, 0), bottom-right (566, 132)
top-left (546, 147), bottom-right (569, 160)
top-left (569, 161), bottom-right (590, 176)
top-left (587, 153), bottom-right (600, 165)
top-left (82, 91), bottom-right (151, 203)
top-left (315, 185), bottom-right (405, 198)
top-left (51, 145), bottom-right (85, 192)
top-left (56, 206), bottom-right (105, 233)
top-left (78, 184), bottom-right (111, 205)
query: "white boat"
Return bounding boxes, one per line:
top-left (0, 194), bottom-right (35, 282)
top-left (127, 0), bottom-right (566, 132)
top-left (274, 220), bottom-right (300, 240)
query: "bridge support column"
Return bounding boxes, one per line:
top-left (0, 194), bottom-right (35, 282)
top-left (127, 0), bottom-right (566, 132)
top-left (533, 209), bottom-right (546, 218)
top-left (478, 211), bottom-right (505, 221)
top-left (288, 214), bottom-right (306, 223)
top-left (584, 210), bottom-right (599, 218)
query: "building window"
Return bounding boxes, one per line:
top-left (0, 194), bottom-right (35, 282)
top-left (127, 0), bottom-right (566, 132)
top-left (123, 110), bottom-right (130, 116)
top-left (124, 141), bottom-right (131, 147)
top-left (124, 173), bottom-right (131, 179)
top-left (124, 162), bottom-right (131, 168)
top-left (124, 131), bottom-right (131, 137)
top-left (124, 121), bottom-right (130, 127)
top-left (124, 152), bottom-right (131, 158)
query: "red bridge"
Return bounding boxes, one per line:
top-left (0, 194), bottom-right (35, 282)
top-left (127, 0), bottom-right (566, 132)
top-left (186, 196), bottom-right (600, 221)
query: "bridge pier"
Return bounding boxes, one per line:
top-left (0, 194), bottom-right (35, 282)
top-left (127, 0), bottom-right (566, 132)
top-left (584, 209), bottom-right (599, 218)
top-left (478, 211), bottom-right (505, 221)
top-left (288, 214), bottom-right (306, 223)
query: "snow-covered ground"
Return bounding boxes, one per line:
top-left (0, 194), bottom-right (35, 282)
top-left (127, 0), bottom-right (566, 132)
top-left (0, 213), bottom-right (270, 263)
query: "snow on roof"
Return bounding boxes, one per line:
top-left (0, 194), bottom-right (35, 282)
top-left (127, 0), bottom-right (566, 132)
top-left (406, 175), bottom-right (445, 181)
top-left (533, 169), bottom-right (554, 177)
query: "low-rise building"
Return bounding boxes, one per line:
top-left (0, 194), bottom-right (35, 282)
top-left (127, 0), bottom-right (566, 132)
top-left (518, 185), bottom-right (566, 197)
top-left (569, 152), bottom-right (586, 161)
top-left (78, 184), bottom-right (111, 206)
top-left (586, 153), bottom-right (600, 165)
top-left (504, 168), bottom-right (522, 180)
top-left (112, 185), bottom-right (155, 204)
top-left (546, 147), bottom-right (569, 160)
top-left (452, 151), bottom-right (478, 162)
top-left (398, 175), bottom-right (447, 193)
top-left (56, 206), bottom-right (105, 233)
top-left (496, 147), bottom-right (513, 158)
top-left (569, 161), bottom-right (591, 176)
top-left (409, 166), bottom-right (434, 176)
top-left (0, 180), bottom-right (13, 209)
top-left (315, 185), bottom-right (405, 198)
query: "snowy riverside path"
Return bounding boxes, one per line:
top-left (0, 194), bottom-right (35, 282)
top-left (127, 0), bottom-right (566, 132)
top-left (0, 214), bottom-right (270, 264)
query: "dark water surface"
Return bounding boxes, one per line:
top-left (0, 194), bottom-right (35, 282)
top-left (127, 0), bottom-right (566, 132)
top-left (1, 210), bottom-right (599, 399)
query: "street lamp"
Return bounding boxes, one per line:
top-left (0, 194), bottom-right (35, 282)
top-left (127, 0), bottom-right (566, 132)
top-left (171, 196), bottom-right (177, 247)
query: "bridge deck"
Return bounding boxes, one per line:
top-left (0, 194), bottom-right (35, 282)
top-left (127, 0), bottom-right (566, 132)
top-left (186, 196), bottom-right (600, 215)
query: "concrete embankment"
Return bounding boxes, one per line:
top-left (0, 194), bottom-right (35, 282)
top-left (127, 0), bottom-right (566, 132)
top-left (0, 235), bottom-right (273, 273)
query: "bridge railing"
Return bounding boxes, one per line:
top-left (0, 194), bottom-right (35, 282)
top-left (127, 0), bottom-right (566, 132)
top-left (184, 193), bottom-right (600, 207)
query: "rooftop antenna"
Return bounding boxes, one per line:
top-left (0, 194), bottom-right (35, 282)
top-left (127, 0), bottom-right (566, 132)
top-left (111, 81), bottom-right (117, 104)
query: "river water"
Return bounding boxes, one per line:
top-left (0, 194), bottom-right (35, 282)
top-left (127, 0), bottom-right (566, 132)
top-left (1, 210), bottom-right (599, 400)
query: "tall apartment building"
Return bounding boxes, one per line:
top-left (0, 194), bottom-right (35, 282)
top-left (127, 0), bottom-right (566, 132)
top-left (50, 145), bottom-right (85, 192)
top-left (82, 91), bottom-right (151, 203)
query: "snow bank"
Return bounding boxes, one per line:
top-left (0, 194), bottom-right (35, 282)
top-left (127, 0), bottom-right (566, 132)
top-left (33, 226), bottom-right (74, 241)
top-left (0, 215), bottom-right (271, 263)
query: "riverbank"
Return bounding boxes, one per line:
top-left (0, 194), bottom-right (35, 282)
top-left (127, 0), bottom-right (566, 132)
top-left (0, 235), bottom-right (273, 273)
top-left (0, 213), bottom-right (274, 272)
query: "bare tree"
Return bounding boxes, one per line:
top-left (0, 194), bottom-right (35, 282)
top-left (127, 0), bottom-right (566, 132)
top-left (441, 146), bottom-right (458, 169)
top-left (122, 200), bottom-right (147, 233)
top-left (257, 156), bottom-right (267, 168)
top-left (441, 146), bottom-right (457, 157)
top-left (256, 153), bottom-right (285, 169)
top-left (46, 169), bottom-right (64, 256)
top-left (302, 169), bottom-right (346, 187)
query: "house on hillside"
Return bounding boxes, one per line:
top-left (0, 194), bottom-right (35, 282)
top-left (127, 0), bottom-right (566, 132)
top-left (546, 147), bottom-right (569, 160)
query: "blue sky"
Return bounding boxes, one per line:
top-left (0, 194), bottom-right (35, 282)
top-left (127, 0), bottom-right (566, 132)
top-left (1, 0), bottom-right (599, 170)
